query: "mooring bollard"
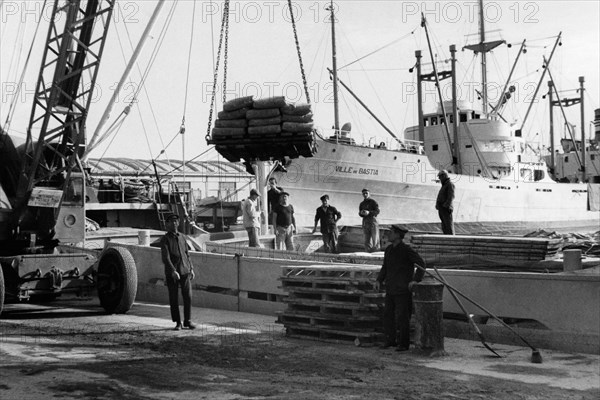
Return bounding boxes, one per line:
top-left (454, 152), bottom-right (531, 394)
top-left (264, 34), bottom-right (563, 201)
top-left (413, 277), bottom-right (446, 356)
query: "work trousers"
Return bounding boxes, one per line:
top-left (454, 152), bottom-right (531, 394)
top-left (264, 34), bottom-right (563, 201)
top-left (383, 293), bottom-right (412, 348)
top-left (166, 274), bottom-right (192, 323)
top-left (275, 225), bottom-right (294, 250)
top-left (362, 220), bottom-right (380, 252)
top-left (322, 229), bottom-right (339, 253)
top-left (246, 227), bottom-right (260, 247)
top-left (438, 208), bottom-right (454, 235)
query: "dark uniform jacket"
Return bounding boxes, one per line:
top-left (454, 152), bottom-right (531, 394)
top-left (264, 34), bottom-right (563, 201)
top-left (436, 177), bottom-right (455, 211)
top-left (358, 198), bottom-right (380, 222)
top-left (160, 232), bottom-right (193, 276)
top-left (377, 241), bottom-right (425, 294)
top-left (314, 205), bottom-right (342, 234)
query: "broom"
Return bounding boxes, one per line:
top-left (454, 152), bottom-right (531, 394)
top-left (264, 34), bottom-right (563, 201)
top-left (414, 264), bottom-right (543, 364)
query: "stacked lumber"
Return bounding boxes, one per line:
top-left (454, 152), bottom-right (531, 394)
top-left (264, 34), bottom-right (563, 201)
top-left (411, 234), bottom-right (562, 263)
top-left (208, 95), bottom-right (316, 162)
top-left (278, 265), bottom-right (384, 345)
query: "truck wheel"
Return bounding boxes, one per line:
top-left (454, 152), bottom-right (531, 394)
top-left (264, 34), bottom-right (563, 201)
top-left (0, 266), bottom-right (5, 316)
top-left (97, 247), bottom-right (137, 314)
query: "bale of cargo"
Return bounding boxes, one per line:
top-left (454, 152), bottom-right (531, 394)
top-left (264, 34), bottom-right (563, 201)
top-left (282, 113), bottom-right (313, 123)
top-left (223, 95), bottom-right (254, 112)
top-left (215, 118), bottom-right (248, 128)
top-left (247, 108), bottom-right (280, 119)
top-left (212, 127), bottom-right (246, 138)
top-left (253, 96), bottom-right (287, 109)
top-left (218, 107), bottom-right (250, 120)
top-left (248, 116), bottom-right (282, 127)
top-left (282, 122), bottom-right (314, 133)
top-left (281, 103), bottom-right (311, 116)
top-left (248, 125), bottom-right (282, 135)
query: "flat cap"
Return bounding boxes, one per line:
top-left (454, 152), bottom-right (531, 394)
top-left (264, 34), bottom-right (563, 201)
top-left (280, 191), bottom-right (290, 196)
top-left (320, 194), bottom-right (329, 201)
top-left (250, 188), bottom-right (260, 196)
top-left (361, 188), bottom-right (369, 193)
top-left (390, 224), bottom-right (409, 234)
top-left (166, 213), bottom-right (180, 221)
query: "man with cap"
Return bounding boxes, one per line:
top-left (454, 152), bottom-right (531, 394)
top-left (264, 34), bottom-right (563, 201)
top-left (435, 170), bottom-right (455, 235)
top-left (160, 214), bottom-right (196, 330)
top-left (267, 177), bottom-right (284, 224)
top-left (375, 224), bottom-right (425, 351)
top-left (243, 188), bottom-right (262, 247)
top-left (358, 188), bottom-right (380, 252)
top-left (272, 191), bottom-right (296, 250)
top-left (312, 194), bottom-right (342, 253)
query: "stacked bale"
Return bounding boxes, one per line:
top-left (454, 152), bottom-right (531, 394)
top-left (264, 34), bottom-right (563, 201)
top-left (209, 96), bottom-right (316, 161)
top-left (211, 95), bottom-right (253, 140)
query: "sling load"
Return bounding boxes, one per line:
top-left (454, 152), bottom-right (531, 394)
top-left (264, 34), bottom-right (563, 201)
top-left (205, 0), bottom-right (317, 162)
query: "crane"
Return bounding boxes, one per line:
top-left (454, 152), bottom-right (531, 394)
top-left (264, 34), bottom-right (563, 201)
top-left (0, 0), bottom-right (137, 315)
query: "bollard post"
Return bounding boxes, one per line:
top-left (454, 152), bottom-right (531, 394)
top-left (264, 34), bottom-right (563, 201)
top-left (413, 276), bottom-right (446, 356)
top-left (563, 249), bottom-right (582, 271)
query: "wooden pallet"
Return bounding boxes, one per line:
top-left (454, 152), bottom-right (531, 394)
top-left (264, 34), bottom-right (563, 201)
top-left (279, 264), bottom-right (384, 345)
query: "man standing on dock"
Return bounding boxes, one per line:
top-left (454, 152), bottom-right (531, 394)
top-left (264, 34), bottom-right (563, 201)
top-left (359, 188), bottom-right (380, 252)
top-left (312, 194), bottom-right (342, 253)
top-left (375, 225), bottom-right (425, 351)
top-left (267, 177), bottom-right (284, 225)
top-left (273, 192), bottom-right (296, 251)
top-left (435, 170), bottom-right (455, 235)
top-left (160, 214), bottom-right (196, 331)
top-left (243, 189), bottom-right (262, 247)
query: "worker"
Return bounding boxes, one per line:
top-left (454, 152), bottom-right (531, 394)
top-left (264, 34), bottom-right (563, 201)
top-left (358, 188), bottom-right (380, 252)
top-left (375, 225), bottom-right (425, 351)
top-left (435, 170), bottom-right (455, 235)
top-left (272, 191), bottom-right (296, 250)
top-left (160, 214), bottom-right (196, 330)
top-left (312, 194), bottom-right (342, 253)
top-left (267, 177), bottom-right (284, 224)
top-left (242, 188), bottom-right (262, 247)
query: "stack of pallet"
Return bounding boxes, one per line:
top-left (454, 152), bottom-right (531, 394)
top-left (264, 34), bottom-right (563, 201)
top-left (411, 234), bottom-right (562, 263)
top-left (278, 264), bottom-right (384, 345)
top-left (208, 95), bottom-right (316, 162)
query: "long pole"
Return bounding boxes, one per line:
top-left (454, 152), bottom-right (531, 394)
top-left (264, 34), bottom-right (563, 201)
top-left (519, 33), bottom-right (562, 133)
top-left (478, 0), bottom-right (488, 116)
top-left (422, 14), bottom-right (455, 166)
top-left (85, 0), bottom-right (166, 159)
top-left (416, 51), bottom-right (424, 143)
top-left (493, 40), bottom-right (526, 116)
top-left (327, 68), bottom-right (400, 142)
top-left (450, 45), bottom-right (461, 173)
top-left (579, 76), bottom-right (586, 182)
top-left (548, 81), bottom-right (555, 175)
top-left (329, 0), bottom-right (340, 132)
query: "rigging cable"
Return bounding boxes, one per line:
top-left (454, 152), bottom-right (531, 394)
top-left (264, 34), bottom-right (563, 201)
top-left (2, 0), bottom-right (47, 133)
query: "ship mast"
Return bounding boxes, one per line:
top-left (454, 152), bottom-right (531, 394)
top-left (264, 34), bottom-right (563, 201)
top-left (327, 0), bottom-right (340, 132)
top-left (463, 0), bottom-right (505, 117)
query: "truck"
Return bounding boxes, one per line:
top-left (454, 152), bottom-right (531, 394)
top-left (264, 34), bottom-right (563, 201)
top-left (0, 0), bottom-right (137, 315)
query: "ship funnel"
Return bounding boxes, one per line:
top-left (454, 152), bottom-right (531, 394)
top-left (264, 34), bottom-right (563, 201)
top-left (340, 122), bottom-right (352, 137)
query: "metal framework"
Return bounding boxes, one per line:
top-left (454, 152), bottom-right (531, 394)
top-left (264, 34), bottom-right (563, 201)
top-left (15, 0), bottom-right (115, 210)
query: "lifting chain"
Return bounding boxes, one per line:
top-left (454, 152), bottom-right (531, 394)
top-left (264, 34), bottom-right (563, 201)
top-left (206, 0), bottom-right (230, 141)
top-left (287, 0), bottom-right (310, 104)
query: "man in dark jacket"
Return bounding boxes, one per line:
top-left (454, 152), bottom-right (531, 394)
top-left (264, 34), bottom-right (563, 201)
top-left (160, 214), bottom-right (196, 330)
top-left (375, 225), bottom-right (425, 351)
top-left (312, 194), bottom-right (342, 253)
top-left (435, 170), bottom-right (455, 235)
top-left (358, 188), bottom-right (380, 252)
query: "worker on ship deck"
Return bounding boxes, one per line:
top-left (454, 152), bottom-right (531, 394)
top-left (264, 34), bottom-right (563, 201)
top-left (358, 188), bottom-right (380, 252)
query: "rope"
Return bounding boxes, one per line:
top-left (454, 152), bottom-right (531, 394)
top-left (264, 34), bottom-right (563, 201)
top-left (182, 0), bottom-right (197, 121)
top-left (287, 0), bottom-right (310, 104)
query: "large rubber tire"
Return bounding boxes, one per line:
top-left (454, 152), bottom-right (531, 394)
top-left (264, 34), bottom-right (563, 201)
top-left (97, 247), bottom-right (137, 314)
top-left (0, 266), bottom-right (5, 316)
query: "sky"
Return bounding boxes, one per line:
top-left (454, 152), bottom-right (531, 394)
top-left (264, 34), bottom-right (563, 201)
top-left (1, 0), bottom-right (599, 163)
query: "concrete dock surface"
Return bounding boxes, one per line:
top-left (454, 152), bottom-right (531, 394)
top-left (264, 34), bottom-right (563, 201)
top-left (0, 300), bottom-right (598, 399)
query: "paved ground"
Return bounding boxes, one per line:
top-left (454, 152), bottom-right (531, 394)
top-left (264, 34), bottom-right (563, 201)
top-left (0, 299), bottom-right (598, 399)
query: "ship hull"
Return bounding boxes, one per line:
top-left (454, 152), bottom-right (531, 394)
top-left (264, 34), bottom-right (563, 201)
top-left (272, 137), bottom-right (600, 233)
